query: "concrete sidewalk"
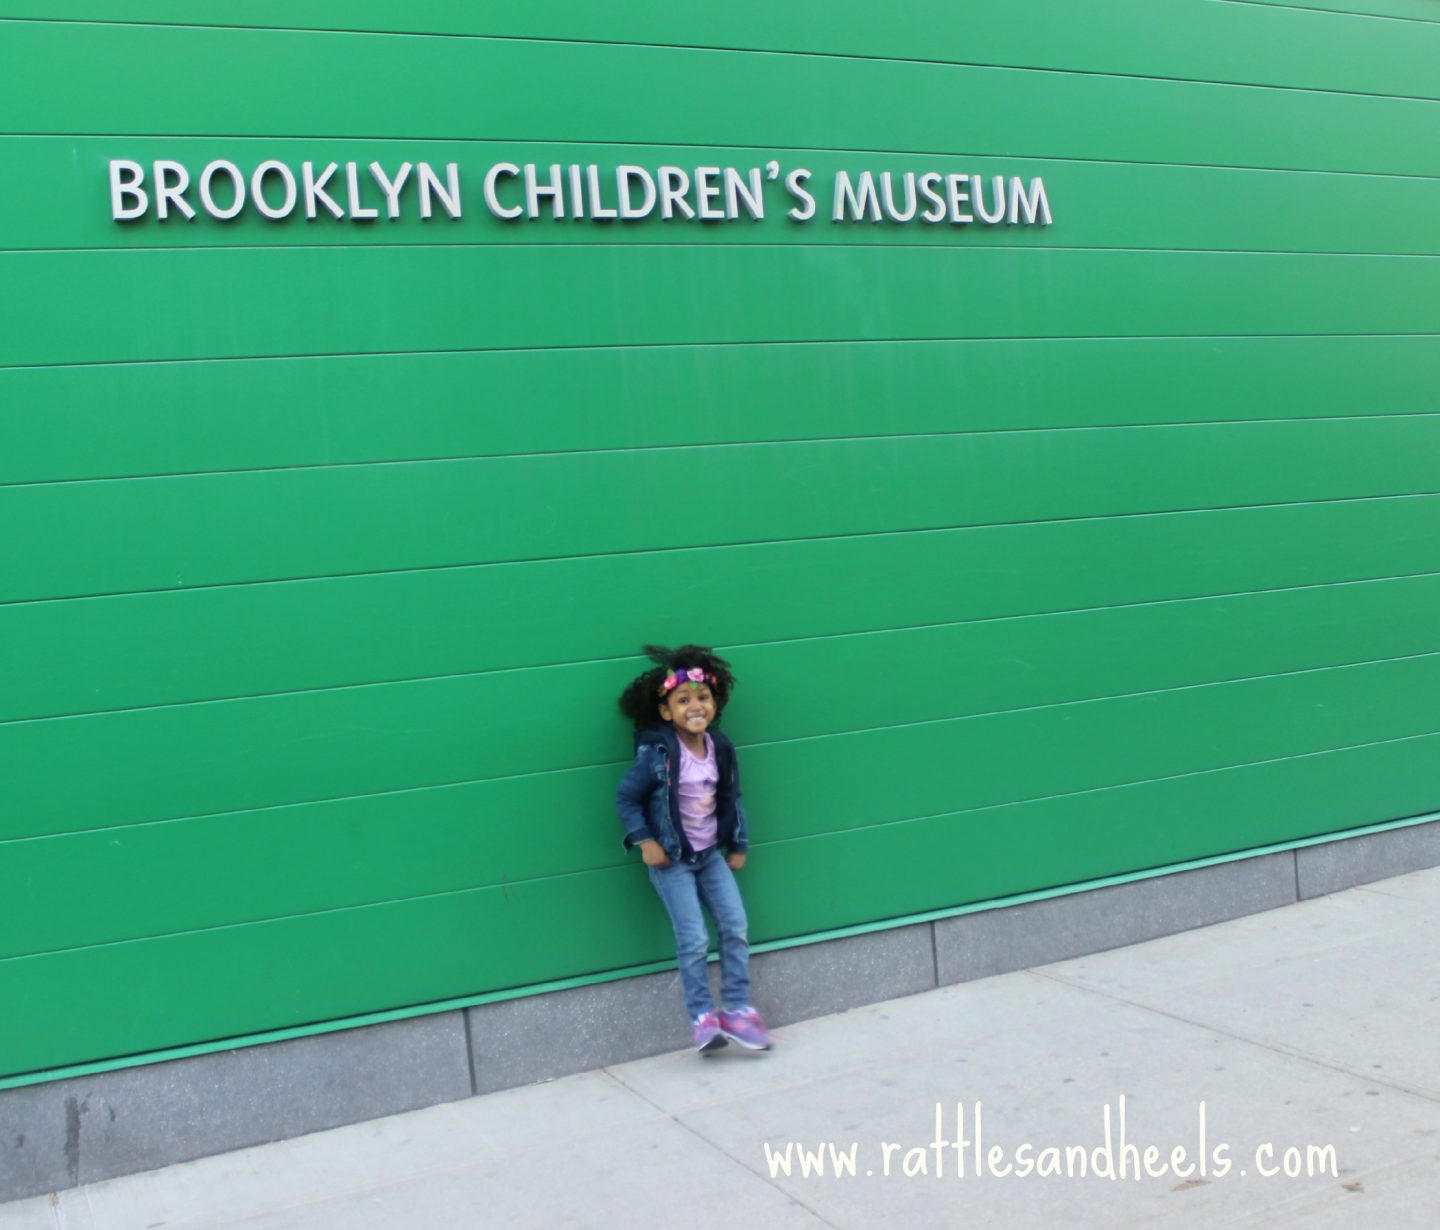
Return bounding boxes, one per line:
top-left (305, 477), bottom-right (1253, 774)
top-left (4, 867), bottom-right (1437, 1230)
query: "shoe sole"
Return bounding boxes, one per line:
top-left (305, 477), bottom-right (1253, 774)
top-left (697, 1034), bottom-right (728, 1055)
top-left (719, 1030), bottom-right (772, 1051)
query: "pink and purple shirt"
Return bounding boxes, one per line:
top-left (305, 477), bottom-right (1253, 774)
top-left (676, 732), bottom-right (719, 852)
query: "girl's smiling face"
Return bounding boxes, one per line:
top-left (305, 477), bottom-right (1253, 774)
top-left (659, 682), bottom-right (717, 739)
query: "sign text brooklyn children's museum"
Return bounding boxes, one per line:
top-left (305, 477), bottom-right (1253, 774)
top-left (108, 157), bottom-right (1053, 227)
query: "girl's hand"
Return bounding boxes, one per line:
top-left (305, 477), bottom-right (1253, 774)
top-left (727, 852), bottom-right (746, 871)
top-left (639, 840), bottom-right (670, 868)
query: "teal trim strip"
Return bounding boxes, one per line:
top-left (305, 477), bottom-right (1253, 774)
top-left (3, 810), bottom-right (1434, 1093)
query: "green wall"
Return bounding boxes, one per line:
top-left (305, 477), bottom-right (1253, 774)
top-left (3, 0), bottom-right (1439, 1082)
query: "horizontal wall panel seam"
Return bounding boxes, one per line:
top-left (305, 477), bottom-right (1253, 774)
top-left (10, 332), bottom-right (1440, 376)
top-left (5, 569), bottom-right (1440, 727)
top-left (6, 646), bottom-right (1438, 845)
top-left (8, 336), bottom-right (1440, 483)
top-left (749, 647), bottom-right (1440, 750)
top-left (14, 133), bottom-right (1440, 183)
top-left (5, 726), bottom-right (1436, 965)
top-left (17, 135), bottom-right (1440, 186)
top-left (5, 90), bottom-right (1434, 180)
top-left (1224, 1), bottom-right (1440, 24)
top-left (8, 412), bottom-right (1440, 489)
top-left (5, 0), bottom-right (1437, 84)
top-left (766, 731), bottom-right (1440, 850)
top-left (7, 412), bottom-right (1439, 493)
top-left (5, 490), bottom-right (1437, 610)
top-left (4, 16), bottom-right (1439, 106)
top-left (12, 246), bottom-right (1440, 260)
top-left (16, 488), bottom-right (1422, 609)
top-left (6, 33), bottom-right (1438, 179)
top-left (2, 248), bottom-right (1434, 338)
top-left (3, 138), bottom-right (1433, 188)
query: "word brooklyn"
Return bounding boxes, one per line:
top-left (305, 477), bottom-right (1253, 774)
top-left (108, 158), bottom-right (1053, 228)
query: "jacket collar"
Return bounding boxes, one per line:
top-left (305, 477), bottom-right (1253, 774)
top-left (633, 723), bottom-right (732, 756)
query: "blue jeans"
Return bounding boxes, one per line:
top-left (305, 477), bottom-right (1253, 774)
top-left (647, 846), bottom-right (751, 1021)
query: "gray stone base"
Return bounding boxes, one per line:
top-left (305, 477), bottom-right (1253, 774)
top-left (932, 849), bottom-right (1299, 985)
top-left (1295, 817), bottom-right (1440, 898)
top-left (0, 1014), bottom-right (471, 1203)
top-left (4, 817), bottom-right (1437, 1203)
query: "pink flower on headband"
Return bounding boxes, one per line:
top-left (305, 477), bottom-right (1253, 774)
top-left (685, 668), bottom-right (705, 683)
top-left (661, 673), bottom-right (678, 692)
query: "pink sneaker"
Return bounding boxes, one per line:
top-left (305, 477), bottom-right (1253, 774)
top-left (719, 1007), bottom-right (773, 1051)
top-left (692, 1012), bottom-right (727, 1054)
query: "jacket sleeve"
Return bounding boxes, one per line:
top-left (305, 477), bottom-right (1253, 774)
top-left (727, 750), bottom-right (750, 854)
top-left (615, 746), bottom-right (658, 850)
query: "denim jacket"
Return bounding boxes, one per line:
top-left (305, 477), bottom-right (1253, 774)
top-left (615, 724), bottom-right (749, 862)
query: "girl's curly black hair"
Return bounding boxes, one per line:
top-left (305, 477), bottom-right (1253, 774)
top-left (617, 643), bottom-right (738, 729)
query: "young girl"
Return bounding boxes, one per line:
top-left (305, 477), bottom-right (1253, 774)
top-left (615, 644), bottom-right (773, 1054)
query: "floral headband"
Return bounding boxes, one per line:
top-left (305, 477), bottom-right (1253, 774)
top-left (658, 666), bottom-right (718, 697)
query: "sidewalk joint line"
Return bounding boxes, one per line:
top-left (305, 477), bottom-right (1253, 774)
top-left (1030, 967), bottom-right (1440, 1103)
top-left (599, 1067), bottom-right (844, 1227)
